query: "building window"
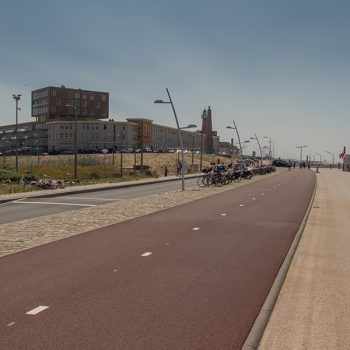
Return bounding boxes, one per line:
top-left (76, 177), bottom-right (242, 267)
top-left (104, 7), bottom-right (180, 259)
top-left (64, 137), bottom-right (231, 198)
top-left (95, 101), bottom-right (101, 108)
top-left (82, 100), bottom-right (87, 107)
top-left (82, 94), bottom-right (87, 100)
top-left (82, 109), bottom-right (88, 116)
top-left (101, 94), bottom-right (107, 101)
top-left (56, 98), bottom-right (61, 105)
top-left (89, 94), bottom-right (95, 101)
top-left (68, 91), bottom-right (74, 98)
top-left (50, 89), bottom-right (56, 96)
top-left (75, 93), bottom-right (80, 99)
top-left (50, 106), bottom-right (56, 113)
top-left (89, 109), bottom-right (95, 116)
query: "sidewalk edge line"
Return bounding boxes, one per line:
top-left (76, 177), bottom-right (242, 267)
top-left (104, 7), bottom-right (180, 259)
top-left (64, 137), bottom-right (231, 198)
top-left (241, 173), bottom-right (317, 350)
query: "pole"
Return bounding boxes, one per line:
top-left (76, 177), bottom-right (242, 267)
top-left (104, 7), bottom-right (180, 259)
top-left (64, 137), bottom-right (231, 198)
top-left (120, 131), bottom-right (123, 177)
top-left (191, 135), bottom-right (194, 168)
top-left (296, 145), bottom-right (308, 163)
top-left (166, 88), bottom-right (185, 191)
top-left (254, 133), bottom-right (263, 165)
top-left (231, 138), bottom-right (234, 163)
top-left (199, 133), bottom-right (203, 171)
top-left (232, 120), bottom-right (242, 161)
top-left (74, 107), bottom-right (78, 179)
top-left (112, 124), bottom-right (116, 165)
top-left (15, 98), bottom-right (19, 173)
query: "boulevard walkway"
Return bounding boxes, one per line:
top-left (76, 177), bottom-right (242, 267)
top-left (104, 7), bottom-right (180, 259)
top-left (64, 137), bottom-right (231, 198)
top-left (259, 168), bottom-right (350, 349)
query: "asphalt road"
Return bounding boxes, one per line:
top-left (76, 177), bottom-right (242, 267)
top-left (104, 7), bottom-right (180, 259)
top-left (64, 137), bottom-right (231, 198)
top-left (0, 169), bottom-right (315, 349)
top-left (0, 178), bottom-right (198, 225)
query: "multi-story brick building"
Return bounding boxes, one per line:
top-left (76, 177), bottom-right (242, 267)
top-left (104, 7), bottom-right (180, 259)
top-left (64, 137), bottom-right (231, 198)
top-left (32, 86), bottom-right (109, 122)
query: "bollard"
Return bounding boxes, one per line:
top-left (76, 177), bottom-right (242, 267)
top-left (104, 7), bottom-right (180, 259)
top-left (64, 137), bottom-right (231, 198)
top-left (316, 167), bottom-right (319, 173)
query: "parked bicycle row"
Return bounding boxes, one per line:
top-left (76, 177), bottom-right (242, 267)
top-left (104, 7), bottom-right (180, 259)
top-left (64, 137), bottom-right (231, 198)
top-left (197, 161), bottom-right (276, 188)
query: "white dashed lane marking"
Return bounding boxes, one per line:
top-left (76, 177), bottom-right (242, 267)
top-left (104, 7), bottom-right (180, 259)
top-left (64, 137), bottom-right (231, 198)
top-left (239, 204), bottom-right (244, 207)
top-left (220, 213), bottom-right (227, 216)
top-left (192, 227), bottom-right (200, 231)
top-left (141, 252), bottom-right (152, 257)
top-left (252, 198), bottom-right (256, 200)
top-left (26, 306), bottom-right (49, 315)
top-left (13, 200), bottom-right (96, 207)
top-left (7, 322), bottom-right (15, 327)
top-left (65, 196), bottom-right (124, 201)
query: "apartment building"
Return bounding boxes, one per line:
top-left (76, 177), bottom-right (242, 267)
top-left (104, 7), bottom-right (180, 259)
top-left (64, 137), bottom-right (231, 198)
top-left (32, 86), bottom-right (109, 122)
top-left (47, 120), bottom-right (139, 151)
top-left (0, 121), bottom-right (48, 153)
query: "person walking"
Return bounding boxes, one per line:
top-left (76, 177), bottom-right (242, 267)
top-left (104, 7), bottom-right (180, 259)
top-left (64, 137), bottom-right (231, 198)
top-left (164, 166), bottom-right (168, 177)
top-left (176, 160), bottom-right (182, 176)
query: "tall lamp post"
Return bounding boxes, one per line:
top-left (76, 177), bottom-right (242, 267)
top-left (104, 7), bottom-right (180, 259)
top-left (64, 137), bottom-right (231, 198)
top-left (12, 94), bottom-right (21, 173)
top-left (263, 136), bottom-right (272, 159)
top-left (66, 104), bottom-right (79, 179)
top-left (326, 151), bottom-right (334, 166)
top-left (296, 145), bottom-right (308, 163)
top-left (154, 88), bottom-right (196, 191)
top-left (250, 133), bottom-right (262, 165)
top-left (226, 120), bottom-right (243, 161)
top-left (199, 132), bottom-right (204, 171)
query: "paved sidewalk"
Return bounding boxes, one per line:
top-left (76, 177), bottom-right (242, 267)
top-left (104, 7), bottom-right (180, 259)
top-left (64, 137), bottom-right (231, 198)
top-left (259, 168), bottom-right (350, 349)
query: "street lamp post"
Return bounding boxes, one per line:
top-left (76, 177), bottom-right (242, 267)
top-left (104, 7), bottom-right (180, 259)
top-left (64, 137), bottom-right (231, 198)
top-left (119, 131), bottom-right (123, 177)
top-left (263, 136), bottom-right (272, 159)
top-left (12, 94), bottom-right (21, 173)
top-left (296, 145), bottom-right (308, 163)
top-left (112, 124), bottom-right (116, 165)
top-left (326, 151), bottom-right (335, 166)
top-left (199, 132), bottom-right (204, 171)
top-left (250, 133), bottom-right (262, 165)
top-left (226, 120), bottom-right (243, 161)
top-left (154, 89), bottom-right (196, 191)
top-left (66, 104), bottom-right (78, 179)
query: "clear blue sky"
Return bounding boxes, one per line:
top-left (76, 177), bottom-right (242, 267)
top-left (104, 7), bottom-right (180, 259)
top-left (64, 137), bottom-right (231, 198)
top-left (1, 0), bottom-right (350, 160)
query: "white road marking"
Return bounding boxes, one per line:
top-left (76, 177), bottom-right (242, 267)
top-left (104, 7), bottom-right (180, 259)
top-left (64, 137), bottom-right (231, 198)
top-left (13, 200), bottom-right (96, 207)
top-left (113, 269), bottom-right (118, 272)
top-left (261, 193), bottom-right (265, 195)
top-left (7, 322), bottom-right (15, 327)
top-left (65, 196), bottom-right (124, 201)
top-left (252, 198), bottom-right (256, 200)
top-left (192, 227), bottom-right (200, 231)
top-left (221, 213), bottom-right (227, 216)
top-left (240, 204), bottom-right (244, 207)
top-left (141, 252), bottom-right (152, 257)
top-left (26, 306), bottom-right (49, 315)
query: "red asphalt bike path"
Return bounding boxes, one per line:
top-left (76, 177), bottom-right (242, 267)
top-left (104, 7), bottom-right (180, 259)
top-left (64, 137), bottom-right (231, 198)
top-left (0, 169), bottom-right (315, 350)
